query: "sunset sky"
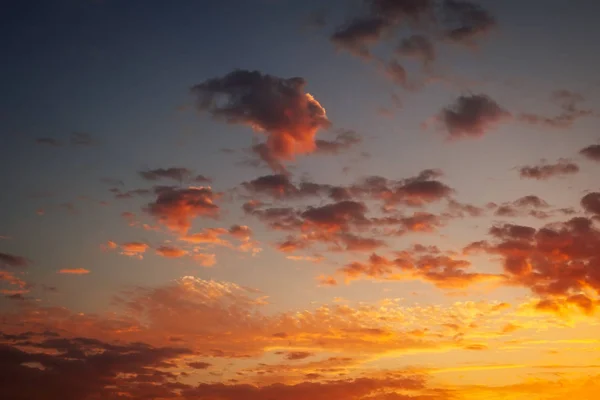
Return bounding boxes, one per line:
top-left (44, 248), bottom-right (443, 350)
top-left (2, 1), bottom-right (600, 399)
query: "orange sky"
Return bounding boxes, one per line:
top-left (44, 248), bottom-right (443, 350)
top-left (1, 1), bottom-right (600, 399)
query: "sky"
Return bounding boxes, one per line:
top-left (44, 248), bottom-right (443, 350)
top-left (1, 0), bottom-right (600, 399)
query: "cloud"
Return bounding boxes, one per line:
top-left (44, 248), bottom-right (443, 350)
top-left (518, 90), bottom-right (593, 129)
top-left (0, 334), bottom-right (191, 400)
top-left (441, 0), bottom-right (496, 44)
top-left (464, 214), bottom-right (600, 314)
top-left (139, 167), bottom-right (193, 182)
top-left (188, 361), bottom-right (212, 369)
top-left (280, 351), bottom-right (314, 361)
top-left (120, 242), bottom-right (150, 258)
top-left (330, 17), bottom-right (390, 59)
top-left (193, 253), bottom-right (217, 267)
top-left (248, 143), bottom-right (289, 174)
top-left (339, 247), bottom-right (498, 290)
top-left (145, 186), bottom-right (219, 233)
top-left (330, 0), bottom-right (494, 61)
top-left (581, 192), bottom-right (600, 215)
top-left (155, 246), bottom-right (188, 258)
top-left (228, 225), bottom-right (253, 241)
top-left (492, 195), bottom-right (552, 219)
top-left (518, 159), bottom-right (579, 180)
top-left (580, 144), bottom-right (600, 162)
top-left (35, 137), bottom-right (63, 146)
top-left (315, 129), bottom-right (362, 154)
top-left (436, 94), bottom-right (510, 139)
top-left (181, 375), bottom-right (434, 400)
top-left (0, 252), bottom-right (28, 268)
top-left (301, 200), bottom-right (369, 232)
top-left (57, 268), bottom-right (90, 275)
top-left (191, 69), bottom-right (330, 162)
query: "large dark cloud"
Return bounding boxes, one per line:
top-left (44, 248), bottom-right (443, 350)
top-left (0, 334), bottom-right (191, 400)
top-left (191, 70), bottom-right (330, 163)
top-left (329, 0), bottom-right (495, 62)
top-left (437, 94), bottom-right (510, 139)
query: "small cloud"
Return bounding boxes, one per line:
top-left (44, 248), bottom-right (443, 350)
top-left (35, 137), bottom-right (63, 147)
top-left (436, 94), bottom-right (510, 139)
top-left (57, 268), bottom-right (90, 275)
top-left (518, 159), bottom-right (579, 180)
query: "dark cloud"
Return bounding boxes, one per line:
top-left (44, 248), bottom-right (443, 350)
top-left (581, 192), bottom-right (600, 215)
top-left (191, 69), bottom-right (330, 162)
top-left (441, 0), bottom-right (496, 44)
top-left (145, 186), bottom-right (220, 233)
top-left (0, 335), bottom-right (191, 400)
top-left (330, 17), bottom-right (390, 58)
top-left (181, 375), bottom-right (431, 400)
top-left (518, 159), bottom-right (579, 180)
top-left (139, 167), bottom-right (193, 182)
top-left (580, 144), bottom-right (600, 162)
top-left (437, 94), bottom-right (510, 139)
top-left (330, 0), bottom-right (495, 62)
top-left (243, 174), bottom-right (299, 198)
top-left (281, 351), bottom-right (314, 361)
top-left (492, 195), bottom-right (552, 219)
top-left (301, 200), bottom-right (369, 231)
top-left (188, 361), bottom-right (212, 369)
top-left (0, 252), bottom-right (28, 268)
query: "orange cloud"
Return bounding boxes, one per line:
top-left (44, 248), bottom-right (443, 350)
top-left (155, 246), bottom-right (188, 258)
top-left (191, 70), bottom-right (330, 168)
top-left (120, 242), bottom-right (149, 258)
top-left (145, 186), bottom-right (220, 233)
top-left (57, 268), bottom-right (90, 275)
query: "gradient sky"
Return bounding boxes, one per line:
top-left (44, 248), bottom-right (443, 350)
top-left (2, 1), bottom-right (600, 399)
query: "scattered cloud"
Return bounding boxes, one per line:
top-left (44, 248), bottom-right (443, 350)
top-left (435, 94), bottom-right (510, 139)
top-left (518, 159), bottom-right (579, 180)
